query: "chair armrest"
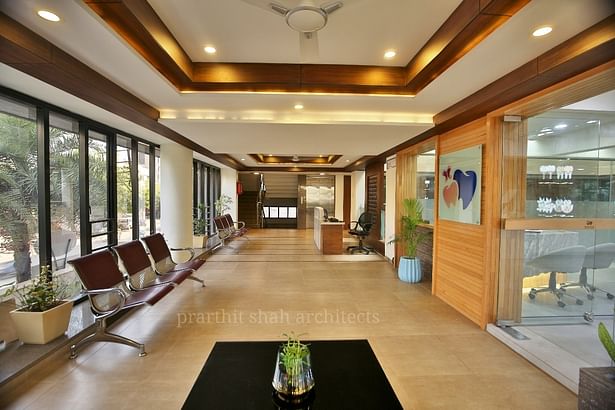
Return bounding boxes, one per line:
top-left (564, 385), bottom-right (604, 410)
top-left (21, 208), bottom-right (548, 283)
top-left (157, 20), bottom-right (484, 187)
top-left (85, 288), bottom-right (126, 317)
top-left (170, 247), bottom-right (196, 262)
top-left (234, 221), bottom-right (246, 230)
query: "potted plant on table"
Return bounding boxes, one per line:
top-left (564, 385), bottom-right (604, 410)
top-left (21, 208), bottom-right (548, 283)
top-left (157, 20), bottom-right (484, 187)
top-left (272, 333), bottom-right (315, 403)
top-left (389, 198), bottom-right (428, 283)
top-left (7, 265), bottom-right (73, 344)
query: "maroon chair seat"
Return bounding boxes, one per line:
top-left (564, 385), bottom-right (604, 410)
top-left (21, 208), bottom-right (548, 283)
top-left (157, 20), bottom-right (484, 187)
top-left (214, 214), bottom-right (248, 246)
top-left (112, 240), bottom-right (192, 290)
top-left (141, 233), bottom-right (205, 287)
top-left (68, 250), bottom-right (174, 358)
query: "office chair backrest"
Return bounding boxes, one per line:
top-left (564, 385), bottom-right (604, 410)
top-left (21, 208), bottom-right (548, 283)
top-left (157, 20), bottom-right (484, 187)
top-left (357, 212), bottom-right (373, 233)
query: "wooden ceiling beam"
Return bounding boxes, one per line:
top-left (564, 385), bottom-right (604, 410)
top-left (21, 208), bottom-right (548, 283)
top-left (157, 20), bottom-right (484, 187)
top-left (82, 0), bottom-right (528, 96)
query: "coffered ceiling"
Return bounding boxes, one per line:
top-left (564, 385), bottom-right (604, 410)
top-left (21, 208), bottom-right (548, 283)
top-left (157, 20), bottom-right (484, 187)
top-left (0, 0), bottom-right (613, 171)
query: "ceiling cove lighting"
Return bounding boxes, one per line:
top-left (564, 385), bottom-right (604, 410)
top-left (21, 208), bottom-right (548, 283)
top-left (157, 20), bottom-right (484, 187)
top-left (384, 50), bottom-right (397, 59)
top-left (587, 120), bottom-right (598, 124)
top-left (204, 46), bottom-right (217, 54)
top-left (554, 123), bottom-right (568, 129)
top-left (294, 103), bottom-right (304, 110)
top-left (532, 26), bottom-right (552, 37)
top-left (37, 10), bottom-right (60, 22)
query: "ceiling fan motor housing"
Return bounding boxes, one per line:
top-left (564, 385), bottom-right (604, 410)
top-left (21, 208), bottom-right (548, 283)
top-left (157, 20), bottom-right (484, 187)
top-left (286, 6), bottom-right (327, 33)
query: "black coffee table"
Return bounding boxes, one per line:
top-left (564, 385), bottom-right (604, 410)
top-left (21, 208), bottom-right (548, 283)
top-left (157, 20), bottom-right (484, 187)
top-left (182, 339), bottom-right (402, 409)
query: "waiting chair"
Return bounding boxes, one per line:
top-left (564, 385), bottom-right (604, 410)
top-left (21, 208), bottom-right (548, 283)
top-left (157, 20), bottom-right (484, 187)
top-left (214, 214), bottom-right (248, 246)
top-left (68, 250), bottom-right (174, 358)
top-left (527, 245), bottom-right (586, 307)
top-left (141, 233), bottom-right (205, 287)
top-left (560, 242), bottom-right (615, 300)
top-left (112, 240), bottom-right (193, 290)
top-left (347, 212), bottom-right (374, 255)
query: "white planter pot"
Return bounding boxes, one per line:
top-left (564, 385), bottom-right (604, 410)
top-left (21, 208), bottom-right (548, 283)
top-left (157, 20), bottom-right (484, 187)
top-left (398, 257), bottom-right (422, 283)
top-left (9, 300), bottom-right (74, 344)
top-left (193, 235), bottom-right (208, 249)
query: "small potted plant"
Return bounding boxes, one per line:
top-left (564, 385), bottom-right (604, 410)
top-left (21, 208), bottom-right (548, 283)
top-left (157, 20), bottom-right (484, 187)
top-left (578, 322), bottom-right (615, 409)
top-left (214, 194), bottom-right (233, 216)
top-left (7, 265), bottom-right (73, 344)
top-left (272, 333), bottom-right (315, 403)
top-left (389, 198), bottom-right (428, 283)
top-left (193, 203), bottom-right (209, 249)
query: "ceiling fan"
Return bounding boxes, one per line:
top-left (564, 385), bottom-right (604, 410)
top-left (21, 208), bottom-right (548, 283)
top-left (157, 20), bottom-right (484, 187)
top-left (242, 0), bottom-right (344, 62)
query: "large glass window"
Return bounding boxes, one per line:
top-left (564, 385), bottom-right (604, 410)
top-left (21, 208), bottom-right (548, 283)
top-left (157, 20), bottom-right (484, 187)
top-left (49, 112), bottom-right (80, 271)
top-left (116, 135), bottom-right (133, 244)
top-left (154, 148), bottom-right (161, 232)
top-left (138, 143), bottom-right (150, 237)
top-left (193, 160), bottom-right (220, 236)
top-left (0, 96), bottom-right (38, 284)
top-left (88, 130), bottom-right (110, 251)
top-left (416, 150), bottom-right (436, 224)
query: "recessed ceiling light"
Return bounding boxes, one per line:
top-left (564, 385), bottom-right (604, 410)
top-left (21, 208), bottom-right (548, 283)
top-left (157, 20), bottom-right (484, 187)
top-left (578, 168), bottom-right (585, 171)
top-left (586, 120), bottom-right (598, 124)
top-left (37, 10), bottom-right (60, 22)
top-left (346, 160), bottom-right (350, 162)
top-left (253, 172), bottom-right (260, 175)
top-left (537, 132), bottom-right (545, 137)
top-left (532, 26), bottom-right (552, 37)
top-left (269, 154), bottom-right (273, 157)
top-left (554, 123), bottom-right (568, 129)
top-left (204, 46), bottom-right (216, 54)
top-left (240, 158), bottom-right (245, 161)
top-left (294, 103), bottom-right (304, 110)
top-left (384, 50), bottom-right (396, 59)
top-left (319, 173), bottom-right (325, 176)
top-left (541, 128), bottom-right (552, 132)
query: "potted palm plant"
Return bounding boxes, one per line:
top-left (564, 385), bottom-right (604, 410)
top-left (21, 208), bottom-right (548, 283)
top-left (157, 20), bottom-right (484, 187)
top-left (7, 265), bottom-right (73, 344)
top-left (390, 198), bottom-right (428, 283)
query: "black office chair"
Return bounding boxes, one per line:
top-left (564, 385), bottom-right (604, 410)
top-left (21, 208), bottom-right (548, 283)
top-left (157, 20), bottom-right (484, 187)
top-left (347, 212), bottom-right (373, 254)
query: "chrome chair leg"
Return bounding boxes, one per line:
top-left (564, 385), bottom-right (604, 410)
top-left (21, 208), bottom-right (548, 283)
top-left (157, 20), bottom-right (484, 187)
top-left (188, 275), bottom-right (206, 287)
top-left (69, 317), bottom-right (146, 359)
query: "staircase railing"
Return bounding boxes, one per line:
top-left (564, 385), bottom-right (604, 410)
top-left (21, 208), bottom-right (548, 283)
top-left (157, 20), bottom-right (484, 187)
top-left (256, 174), bottom-right (266, 228)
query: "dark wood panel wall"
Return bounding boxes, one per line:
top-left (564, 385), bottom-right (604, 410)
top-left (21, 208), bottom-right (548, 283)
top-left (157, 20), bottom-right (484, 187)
top-left (364, 160), bottom-right (385, 255)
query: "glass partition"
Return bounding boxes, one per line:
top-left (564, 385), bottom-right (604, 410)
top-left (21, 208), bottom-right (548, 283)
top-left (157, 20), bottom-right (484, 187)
top-left (416, 150), bottom-right (435, 224)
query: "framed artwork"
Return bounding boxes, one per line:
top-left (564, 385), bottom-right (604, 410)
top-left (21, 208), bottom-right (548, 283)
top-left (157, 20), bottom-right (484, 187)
top-left (438, 145), bottom-right (482, 224)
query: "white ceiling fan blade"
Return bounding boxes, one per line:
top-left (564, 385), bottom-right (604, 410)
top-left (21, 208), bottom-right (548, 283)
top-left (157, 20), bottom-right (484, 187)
top-left (321, 1), bottom-right (343, 15)
top-left (241, 0), bottom-right (289, 16)
top-left (299, 31), bottom-right (319, 63)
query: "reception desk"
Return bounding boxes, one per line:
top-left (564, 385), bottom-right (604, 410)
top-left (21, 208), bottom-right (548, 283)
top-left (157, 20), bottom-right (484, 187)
top-left (314, 207), bottom-right (344, 254)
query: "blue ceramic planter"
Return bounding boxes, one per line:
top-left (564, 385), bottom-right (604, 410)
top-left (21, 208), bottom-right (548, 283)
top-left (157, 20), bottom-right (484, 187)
top-left (398, 257), bottom-right (422, 283)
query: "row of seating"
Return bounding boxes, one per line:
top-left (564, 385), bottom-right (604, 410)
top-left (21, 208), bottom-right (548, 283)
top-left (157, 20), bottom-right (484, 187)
top-left (213, 213), bottom-right (248, 245)
top-left (68, 233), bottom-right (205, 359)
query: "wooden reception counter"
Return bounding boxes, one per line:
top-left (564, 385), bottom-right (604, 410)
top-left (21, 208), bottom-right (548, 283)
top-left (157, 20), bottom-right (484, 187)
top-left (314, 207), bottom-right (344, 254)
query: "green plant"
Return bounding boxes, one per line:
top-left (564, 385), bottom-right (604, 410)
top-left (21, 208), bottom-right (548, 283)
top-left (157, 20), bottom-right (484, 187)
top-left (5, 265), bottom-right (70, 312)
top-left (214, 194), bottom-right (233, 216)
top-left (279, 332), bottom-right (310, 377)
top-left (193, 203), bottom-right (209, 235)
top-left (389, 198), bottom-right (427, 258)
top-left (598, 322), bottom-right (615, 362)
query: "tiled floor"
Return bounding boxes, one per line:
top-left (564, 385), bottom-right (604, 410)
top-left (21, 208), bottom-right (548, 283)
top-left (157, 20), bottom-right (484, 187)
top-left (0, 229), bottom-right (576, 409)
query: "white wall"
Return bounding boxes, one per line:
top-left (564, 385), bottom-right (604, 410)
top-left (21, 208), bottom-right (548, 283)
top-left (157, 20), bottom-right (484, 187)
top-left (221, 167), bottom-right (238, 220)
top-left (350, 171), bottom-right (365, 222)
top-left (334, 174), bottom-right (344, 220)
top-left (385, 156), bottom-right (397, 262)
top-left (160, 143), bottom-right (193, 249)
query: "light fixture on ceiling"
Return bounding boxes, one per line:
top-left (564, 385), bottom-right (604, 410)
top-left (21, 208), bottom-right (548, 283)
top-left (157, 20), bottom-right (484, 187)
top-left (292, 154), bottom-right (300, 162)
top-left (253, 172), bottom-right (260, 175)
top-left (294, 103), bottom-right (304, 110)
top-left (346, 159), bottom-right (350, 162)
top-left (319, 173), bottom-right (325, 175)
top-left (384, 50), bottom-right (396, 59)
top-left (554, 123), bottom-right (568, 129)
top-left (241, 158), bottom-right (245, 161)
top-left (37, 10), bottom-right (60, 22)
top-left (532, 26), bottom-right (552, 37)
top-left (204, 46), bottom-right (217, 54)
top-left (586, 120), bottom-right (598, 124)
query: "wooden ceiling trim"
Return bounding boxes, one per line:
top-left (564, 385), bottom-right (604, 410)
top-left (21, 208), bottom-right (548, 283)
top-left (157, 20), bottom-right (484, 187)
top-left (403, 0), bottom-right (530, 94)
top-left (81, 0), bottom-right (527, 96)
top-left (85, 0), bottom-right (192, 88)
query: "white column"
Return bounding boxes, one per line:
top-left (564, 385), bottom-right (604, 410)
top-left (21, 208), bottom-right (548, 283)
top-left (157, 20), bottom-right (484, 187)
top-left (385, 156), bottom-right (397, 261)
top-left (160, 143), bottom-right (193, 249)
top-left (334, 174), bottom-right (344, 220)
top-left (350, 170), bottom-right (365, 222)
top-left (220, 167), bottom-right (238, 220)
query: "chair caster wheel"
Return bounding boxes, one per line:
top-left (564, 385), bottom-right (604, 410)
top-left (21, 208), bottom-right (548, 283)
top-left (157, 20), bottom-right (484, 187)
top-left (557, 301), bottom-right (565, 308)
top-left (587, 294), bottom-right (594, 300)
top-left (608, 293), bottom-right (614, 300)
top-left (528, 291), bottom-right (536, 300)
top-left (584, 312), bottom-right (594, 322)
top-left (576, 299), bottom-right (584, 305)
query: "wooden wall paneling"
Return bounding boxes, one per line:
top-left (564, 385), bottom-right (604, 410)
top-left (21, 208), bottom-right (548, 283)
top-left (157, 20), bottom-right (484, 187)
top-left (494, 119), bottom-right (527, 323)
top-left (365, 160), bottom-right (385, 255)
top-left (394, 151), bottom-right (417, 266)
top-left (343, 175), bottom-right (351, 230)
top-left (434, 119), bottom-right (490, 327)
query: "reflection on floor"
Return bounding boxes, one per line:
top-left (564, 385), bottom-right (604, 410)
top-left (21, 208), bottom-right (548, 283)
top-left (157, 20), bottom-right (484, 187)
top-left (0, 229), bottom-right (576, 409)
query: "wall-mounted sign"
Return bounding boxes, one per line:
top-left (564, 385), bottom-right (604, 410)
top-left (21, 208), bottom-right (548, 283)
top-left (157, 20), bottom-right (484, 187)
top-left (438, 145), bottom-right (482, 225)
